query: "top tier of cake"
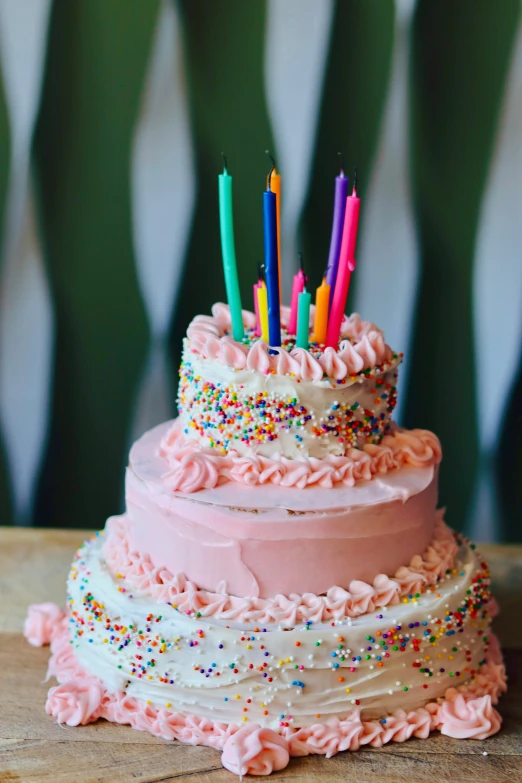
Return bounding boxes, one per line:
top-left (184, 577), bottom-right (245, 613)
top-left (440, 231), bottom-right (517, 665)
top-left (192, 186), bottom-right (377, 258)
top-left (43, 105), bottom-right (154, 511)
top-left (177, 303), bottom-right (402, 461)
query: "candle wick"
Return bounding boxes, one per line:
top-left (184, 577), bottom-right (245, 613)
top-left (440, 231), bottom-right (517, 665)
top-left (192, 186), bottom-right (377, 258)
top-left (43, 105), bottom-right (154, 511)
top-left (257, 261), bottom-right (265, 281)
top-left (221, 152), bottom-right (228, 173)
top-left (265, 150), bottom-right (276, 190)
top-left (338, 151), bottom-right (345, 176)
top-left (352, 166), bottom-right (358, 195)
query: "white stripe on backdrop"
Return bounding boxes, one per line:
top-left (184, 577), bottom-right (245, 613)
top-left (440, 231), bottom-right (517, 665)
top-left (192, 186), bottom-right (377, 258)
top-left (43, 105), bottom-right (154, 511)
top-left (0, 0), bottom-right (53, 525)
top-left (355, 0), bottom-right (418, 424)
top-left (264, 0), bottom-right (334, 296)
top-left (130, 0), bottom-right (195, 443)
top-left (470, 20), bottom-right (522, 541)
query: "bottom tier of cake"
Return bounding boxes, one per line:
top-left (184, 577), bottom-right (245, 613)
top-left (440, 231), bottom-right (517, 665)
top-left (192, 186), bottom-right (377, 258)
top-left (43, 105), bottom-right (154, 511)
top-left (25, 527), bottom-right (506, 778)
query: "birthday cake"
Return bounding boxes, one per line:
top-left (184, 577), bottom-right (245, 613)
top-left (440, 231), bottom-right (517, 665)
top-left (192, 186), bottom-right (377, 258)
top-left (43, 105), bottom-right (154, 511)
top-left (24, 162), bottom-right (505, 778)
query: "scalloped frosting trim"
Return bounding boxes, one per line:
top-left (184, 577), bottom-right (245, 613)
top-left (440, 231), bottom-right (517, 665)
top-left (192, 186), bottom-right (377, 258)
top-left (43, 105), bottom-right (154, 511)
top-left (101, 512), bottom-right (456, 626)
top-left (186, 302), bottom-right (402, 384)
top-left (158, 419), bottom-right (442, 493)
top-left (29, 615), bottom-right (505, 777)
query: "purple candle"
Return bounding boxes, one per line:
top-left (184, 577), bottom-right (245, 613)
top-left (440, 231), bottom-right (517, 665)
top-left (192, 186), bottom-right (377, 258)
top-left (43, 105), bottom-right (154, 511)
top-left (325, 162), bottom-right (348, 309)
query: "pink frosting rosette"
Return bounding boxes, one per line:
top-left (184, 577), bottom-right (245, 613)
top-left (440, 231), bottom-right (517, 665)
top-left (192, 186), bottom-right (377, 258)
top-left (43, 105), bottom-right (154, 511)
top-left (46, 623), bottom-right (86, 682)
top-left (222, 726), bottom-right (290, 777)
top-left (438, 692), bottom-right (501, 739)
top-left (45, 677), bottom-right (103, 726)
top-left (24, 602), bottom-right (65, 647)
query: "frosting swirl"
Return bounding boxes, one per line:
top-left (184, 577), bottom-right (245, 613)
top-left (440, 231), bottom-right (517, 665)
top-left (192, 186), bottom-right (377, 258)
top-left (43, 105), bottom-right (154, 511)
top-left (222, 726), bottom-right (290, 776)
top-left (24, 602), bottom-right (65, 647)
top-left (183, 303), bottom-right (401, 384)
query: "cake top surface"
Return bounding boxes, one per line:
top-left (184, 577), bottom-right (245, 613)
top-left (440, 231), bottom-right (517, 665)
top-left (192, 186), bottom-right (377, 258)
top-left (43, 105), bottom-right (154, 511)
top-left (186, 302), bottom-right (402, 386)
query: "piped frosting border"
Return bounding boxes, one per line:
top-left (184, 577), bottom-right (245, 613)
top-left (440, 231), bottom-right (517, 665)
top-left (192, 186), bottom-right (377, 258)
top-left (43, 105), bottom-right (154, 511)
top-left (26, 609), bottom-right (506, 778)
top-left (158, 418), bottom-right (442, 493)
top-left (101, 512), bottom-right (456, 626)
top-left (187, 303), bottom-right (402, 384)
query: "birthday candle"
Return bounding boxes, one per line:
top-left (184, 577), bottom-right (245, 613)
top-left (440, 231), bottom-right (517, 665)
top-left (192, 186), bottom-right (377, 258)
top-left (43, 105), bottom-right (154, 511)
top-left (325, 158), bottom-right (348, 308)
top-left (253, 282), bottom-right (262, 336)
top-left (253, 263), bottom-right (264, 336)
top-left (266, 152), bottom-right (282, 297)
top-left (288, 255), bottom-right (306, 335)
top-left (313, 276), bottom-right (330, 345)
top-left (263, 165), bottom-right (281, 346)
top-left (296, 289), bottom-right (311, 349)
top-left (257, 282), bottom-right (269, 342)
top-left (218, 156), bottom-right (244, 341)
top-left (326, 176), bottom-right (360, 348)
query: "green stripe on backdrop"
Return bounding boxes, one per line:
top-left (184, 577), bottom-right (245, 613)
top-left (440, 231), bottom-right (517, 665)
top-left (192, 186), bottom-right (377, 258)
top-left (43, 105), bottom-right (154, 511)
top-left (302, 0), bottom-right (395, 296)
top-left (0, 69), bottom-right (11, 524)
top-left (171, 0), bottom-right (275, 375)
top-left (33, 0), bottom-right (158, 528)
top-left (405, 0), bottom-right (520, 531)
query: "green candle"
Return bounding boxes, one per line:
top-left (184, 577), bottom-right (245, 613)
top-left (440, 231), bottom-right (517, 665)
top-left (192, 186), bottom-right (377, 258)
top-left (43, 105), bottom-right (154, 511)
top-left (218, 161), bottom-right (244, 341)
top-left (296, 289), bottom-right (311, 349)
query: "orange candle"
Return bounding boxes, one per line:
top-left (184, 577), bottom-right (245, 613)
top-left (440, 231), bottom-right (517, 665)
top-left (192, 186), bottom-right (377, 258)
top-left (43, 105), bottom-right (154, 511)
top-left (313, 277), bottom-right (330, 345)
top-left (272, 168), bottom-right (281, 295)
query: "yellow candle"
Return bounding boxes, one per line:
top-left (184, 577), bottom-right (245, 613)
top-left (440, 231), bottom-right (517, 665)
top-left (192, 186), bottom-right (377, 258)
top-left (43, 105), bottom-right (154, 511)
top-left (257, 282), bottom-right (269, 342)
top-left (313, 277), bottom-right (330, 344)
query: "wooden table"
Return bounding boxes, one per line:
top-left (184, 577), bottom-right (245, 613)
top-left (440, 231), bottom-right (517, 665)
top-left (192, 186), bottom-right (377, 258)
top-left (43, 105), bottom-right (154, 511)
top-left (1, 528), bottom-right (521, 783)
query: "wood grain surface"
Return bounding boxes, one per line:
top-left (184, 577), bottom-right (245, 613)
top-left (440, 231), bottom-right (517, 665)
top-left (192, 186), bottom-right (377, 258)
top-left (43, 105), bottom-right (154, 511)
top-left (0, 527), bottom-right (521, 783)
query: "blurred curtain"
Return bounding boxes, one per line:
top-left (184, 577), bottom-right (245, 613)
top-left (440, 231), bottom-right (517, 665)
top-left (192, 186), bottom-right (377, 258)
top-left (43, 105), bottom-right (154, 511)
top-left (0, 0), bottom-right (520, 540)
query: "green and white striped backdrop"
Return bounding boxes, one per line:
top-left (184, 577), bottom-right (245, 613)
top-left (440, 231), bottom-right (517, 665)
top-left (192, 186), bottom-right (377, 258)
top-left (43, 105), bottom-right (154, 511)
top-left (0, 0), bottom-right (520, 540)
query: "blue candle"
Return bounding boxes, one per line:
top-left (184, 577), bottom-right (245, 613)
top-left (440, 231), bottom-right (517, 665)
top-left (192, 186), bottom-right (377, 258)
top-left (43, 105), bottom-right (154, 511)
top-left (325, 163), bottom-right (348, 309)
top-left (263, 186), bottom-right (281, 346)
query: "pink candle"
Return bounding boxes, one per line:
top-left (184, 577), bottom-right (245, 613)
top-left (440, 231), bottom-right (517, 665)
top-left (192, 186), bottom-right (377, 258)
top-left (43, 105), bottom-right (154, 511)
top-left (253, 281), bottom-right (262, 336)
top-left (288, 255), bottom-right (306, 335)
top-left (325, 186), bottom-right (360, 348)
top-left (253, 263), bottom-right (265, 336)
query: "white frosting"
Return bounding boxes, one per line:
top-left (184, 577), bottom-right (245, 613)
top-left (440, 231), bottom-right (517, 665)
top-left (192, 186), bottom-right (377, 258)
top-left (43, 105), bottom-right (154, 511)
top-left (178, 341), bottom-right (399, 459)
top-left (68, 534), bottom-right (493, 729)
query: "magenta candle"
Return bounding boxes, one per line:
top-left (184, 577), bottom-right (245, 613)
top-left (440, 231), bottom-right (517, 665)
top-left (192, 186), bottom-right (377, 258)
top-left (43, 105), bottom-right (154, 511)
top-left (325, 166), bottom-right (348, 308)
top-left (325, 186), bottom-right (361, 348)
top-left (253, 281), bottom-right (262, 336)
top-left (288, 266), bottom-right (306, 335)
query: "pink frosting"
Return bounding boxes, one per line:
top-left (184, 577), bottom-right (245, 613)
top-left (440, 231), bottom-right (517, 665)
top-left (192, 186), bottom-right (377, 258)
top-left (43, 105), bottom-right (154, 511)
top-left (102, 512), bottom-right (457, 625)
top-left (159, 419), bottom-right (441, 493)
top-left (288, 347), bottom-right (324, 381)
top-left (219, 336), bottom-right (248, 369)
top-left (338, 339), bottom-right (365, 374)
top-left (246, 340), bottom-right (272, 373)
top-left (35, 616), bottom-right (505, 776)
top-left (319, 347), bottom-right (348, 379)
top-left (272, 347), bottom-right (299, 375)
top-left (46, 677), bottom-right (103, 726)
top-left (222, 726), bottom-right (290, 777)
top-left (24, 602), bottom-right (65, 647)
top-left (437, 691), bottom-right (502, 739)
top-left (185, 303), bottom-right (400, 382)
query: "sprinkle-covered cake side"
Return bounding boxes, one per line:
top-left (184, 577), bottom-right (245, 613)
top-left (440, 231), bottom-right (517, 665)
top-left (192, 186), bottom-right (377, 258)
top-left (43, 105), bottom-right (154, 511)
top-left (177, 303), bottom-right (402, 459)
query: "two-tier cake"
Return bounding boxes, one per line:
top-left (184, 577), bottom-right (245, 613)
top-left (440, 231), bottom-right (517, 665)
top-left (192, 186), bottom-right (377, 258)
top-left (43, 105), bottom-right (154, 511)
top-left (25, 303), bottom-right (505, 777)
